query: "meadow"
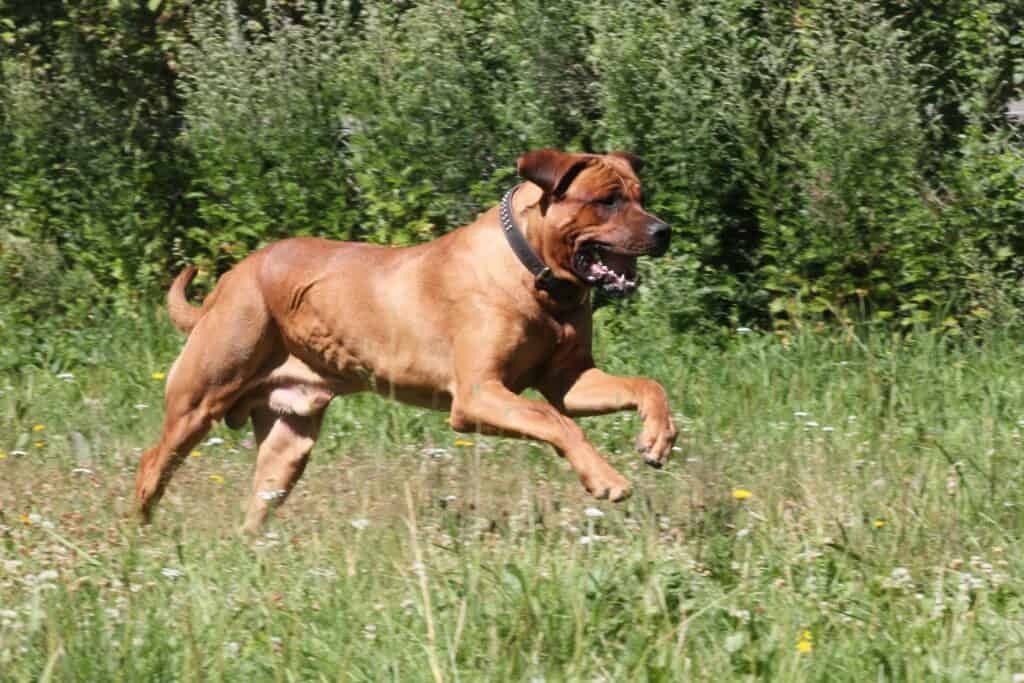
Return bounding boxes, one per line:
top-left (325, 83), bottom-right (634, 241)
top-left (1, 311), bottom-right (1023, 682)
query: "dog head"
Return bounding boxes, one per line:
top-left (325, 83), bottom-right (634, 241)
top-left (517, 149), bottom-right (670, 297)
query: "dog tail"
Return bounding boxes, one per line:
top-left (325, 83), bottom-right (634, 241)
top-left (167, 265), bottom-right (203, 334)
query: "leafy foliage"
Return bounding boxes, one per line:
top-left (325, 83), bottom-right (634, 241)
top-left (0, 0), bottom-right (1022, 356)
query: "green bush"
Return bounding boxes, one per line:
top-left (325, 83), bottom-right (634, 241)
top-left (178, 3), bottom-right (353, 273)
top-left (0, 0), bottom-right (1021, 345)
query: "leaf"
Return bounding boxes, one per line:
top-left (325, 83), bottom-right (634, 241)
top-left (147, 0), bottom-right (162, 11)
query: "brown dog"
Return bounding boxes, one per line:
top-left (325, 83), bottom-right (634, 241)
top-left (135, 149), bottom-right (677, 532)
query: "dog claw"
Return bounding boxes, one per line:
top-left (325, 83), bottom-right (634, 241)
top-left (583, 473), bottom-right (632, 502)
top-left (643, 456), bottom-right (663, 469)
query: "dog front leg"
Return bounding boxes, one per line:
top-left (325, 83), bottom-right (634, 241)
top-left (450, 379), bottom-right (632, 501)
top-left (542, 368), bottom-right (677, 468)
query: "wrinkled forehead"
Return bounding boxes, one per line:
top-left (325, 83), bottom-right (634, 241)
top-left (565, 157), bottom-right (642, 201)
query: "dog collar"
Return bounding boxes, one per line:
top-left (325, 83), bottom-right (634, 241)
top-left (500, 186), bottom-right (563, 294)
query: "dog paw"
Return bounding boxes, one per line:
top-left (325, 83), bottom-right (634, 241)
top-left (582, 470), bottom-right (632, 502)
top-left (636, 417), bottom-right (678, 469)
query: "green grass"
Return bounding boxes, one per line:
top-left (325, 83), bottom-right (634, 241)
top-left (2, 311), bottom-right (1024, 681)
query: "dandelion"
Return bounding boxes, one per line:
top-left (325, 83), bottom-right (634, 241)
top-left (732, 489), bottom-right (753, 500)
top-left (151, 372), bottom-right (166, 381)
top-left (797, 630), bottom-right (813, 653)
top-left (33, 441), bottom-right (46, 449)
top-left (18, 513), bottom-right (31, 525)
top-left (0, 451), bottom-right (7, 460)
top-left (873, 519), bottom-right (886, 529)
top-left (453, 439), bottom-right (474, 447)
top-left (209, 474), bottom-right (225, 485)
top-left (190, 450), bottom-right (202, 458)
top-left (32, 424), bottom-right (45, 432)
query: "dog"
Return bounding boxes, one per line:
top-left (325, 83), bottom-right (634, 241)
top-left (135, 149), bottom-right (677, 532)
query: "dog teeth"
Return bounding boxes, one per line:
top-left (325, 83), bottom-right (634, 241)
top-left (587, 260), bottom-right (638, 289)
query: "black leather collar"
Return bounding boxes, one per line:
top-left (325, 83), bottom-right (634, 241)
top-left (500, 186), bottom-right (579, 299)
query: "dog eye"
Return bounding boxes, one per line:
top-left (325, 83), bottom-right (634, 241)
top-left (596, 196), bottom-right (620, 208)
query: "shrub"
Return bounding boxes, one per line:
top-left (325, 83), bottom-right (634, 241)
top-left (178, 3), bottom-right (353, 274)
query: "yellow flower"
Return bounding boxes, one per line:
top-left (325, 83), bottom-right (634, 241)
top-left (0, 451), bottom-right (7, 460)
top-left (802, 630), bottom-right (812, 640)
top-left (151, 372), bottom-right (166, 381)
top-left (18, 513), bottom-right (31, 525)
top-left (797, 639), bottom-right (813, 653)
top-left (209, 474), bottom-right (225, 485)
top-left (732, 489), bottom-right (753, 500)
top-left (33, 441), bottom-right (47, 449)
top-left (453, 439), bottom-right (475, 447)
top-left (190, 450), bottom-right (202, 458)
top-left (873, 519), bottom-right (886, 529)
top-left (32, 424), bottom-right (46, 432)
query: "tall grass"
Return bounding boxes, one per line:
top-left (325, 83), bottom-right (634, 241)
top-left (1, 312), bottom-right (1023, 681)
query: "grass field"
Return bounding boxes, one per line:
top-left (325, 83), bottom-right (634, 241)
top-left (2, 311), bottom-right (1024, 681)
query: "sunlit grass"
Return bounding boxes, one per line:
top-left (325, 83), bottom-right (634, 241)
top-left (1, 312), bottom-right (1024, 681)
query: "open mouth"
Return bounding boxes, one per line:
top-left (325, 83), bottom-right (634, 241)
top-left (573, 242), bottom-right (641, 296)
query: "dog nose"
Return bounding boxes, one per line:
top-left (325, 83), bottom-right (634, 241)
top-left (647, 221), bottom-right (670, 254)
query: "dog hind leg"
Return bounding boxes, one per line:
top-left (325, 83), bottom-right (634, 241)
top-left (135, 271), bottom-right (276, 523)
top-left (241, 407), bottom-right (325, 534)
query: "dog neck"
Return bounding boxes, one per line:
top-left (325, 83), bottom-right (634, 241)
top-left (501, 186), bottom-right (587, 309)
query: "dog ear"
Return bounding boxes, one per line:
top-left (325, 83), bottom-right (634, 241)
top-left (517, 149), bottom-right (590, 198)
top-left (609, 151), bottom-right (644, 174)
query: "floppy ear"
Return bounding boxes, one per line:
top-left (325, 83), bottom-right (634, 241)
top-left (516, 149), bottom-right (591, 197)
top-left (609, 151), bottom-right (644, 174)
